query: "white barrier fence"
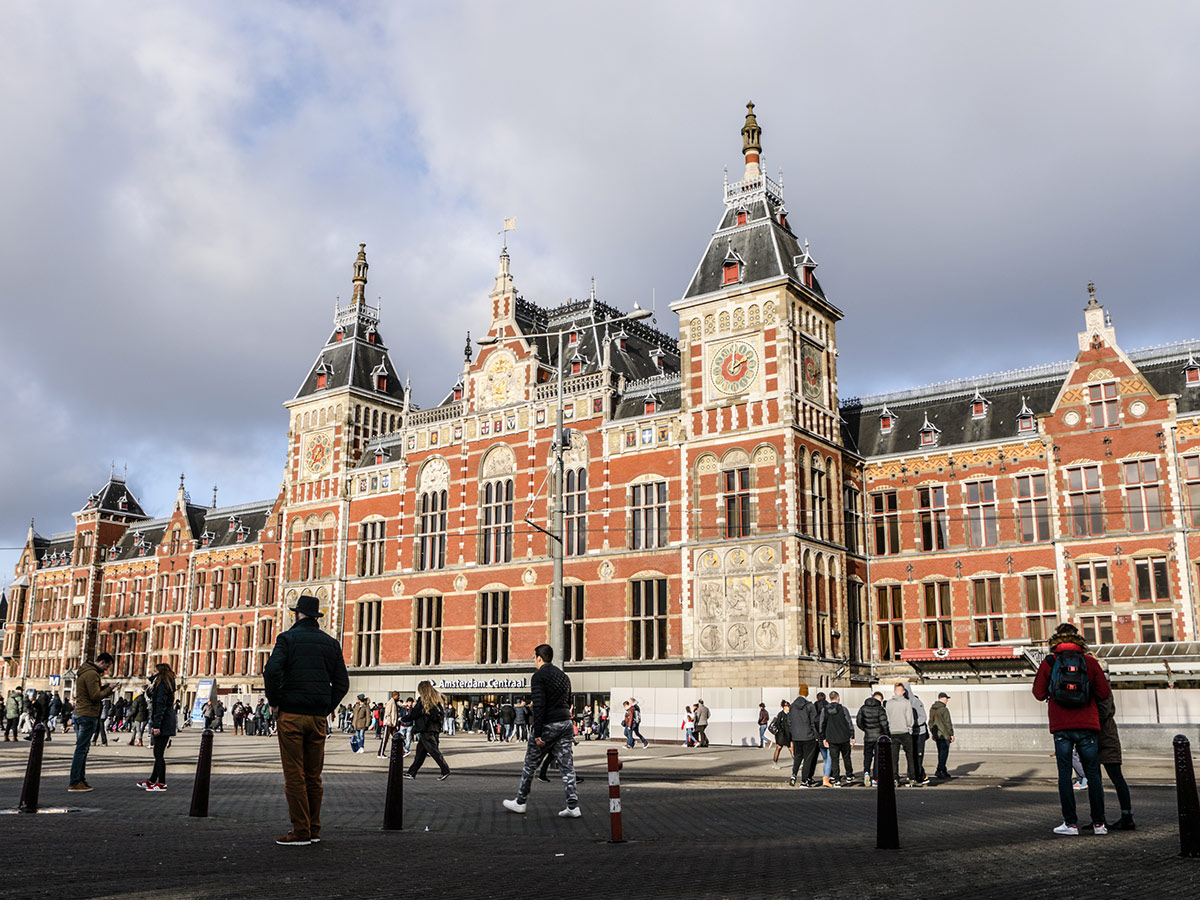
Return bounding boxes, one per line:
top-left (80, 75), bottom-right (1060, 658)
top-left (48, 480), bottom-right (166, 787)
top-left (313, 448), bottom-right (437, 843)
top-left (605, 684), bottom-right (1200, 748)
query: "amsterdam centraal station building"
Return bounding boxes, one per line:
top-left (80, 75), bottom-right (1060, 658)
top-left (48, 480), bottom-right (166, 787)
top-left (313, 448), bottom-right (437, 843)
top-left (5, 106), bottom-right (1200, 712)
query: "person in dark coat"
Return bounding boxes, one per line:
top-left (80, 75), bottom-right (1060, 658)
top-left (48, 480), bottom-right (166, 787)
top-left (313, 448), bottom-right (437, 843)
top-left (786, 692), bottom-right (820, 787)
top-left (404, 681), bottom-right (451, 780)
top-left (856, 692), bottom-right (888, 786)
top-left (130, 691), bottom-right (150, 747)
top-left (818, 691), bottom-right (856, 785)
top-left (138, 663), bottom-right (177, 791)
top-left (769, 701), bottom-right (792, 768)
top-left (1097, 693), bottom-right (1135, 830)
top-left (263, 595), bottom-right (350, 846)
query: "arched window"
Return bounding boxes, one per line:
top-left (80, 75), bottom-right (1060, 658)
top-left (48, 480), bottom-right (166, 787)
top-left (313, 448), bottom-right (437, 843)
top-left (481, 479), bottom-right (514, 564)
top-left (418, 490), bottom-right (448, 571)
top-left (565, 467), bottom-right (587, 556)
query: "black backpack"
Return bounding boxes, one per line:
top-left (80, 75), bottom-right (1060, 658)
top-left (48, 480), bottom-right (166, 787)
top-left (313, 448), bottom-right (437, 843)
top-left (1049, 650), bottom-right (1092, 709)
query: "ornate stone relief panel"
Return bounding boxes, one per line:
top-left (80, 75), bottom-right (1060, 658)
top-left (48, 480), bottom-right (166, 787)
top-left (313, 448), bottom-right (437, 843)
top-left (693, 542), bottom-right (783, 658)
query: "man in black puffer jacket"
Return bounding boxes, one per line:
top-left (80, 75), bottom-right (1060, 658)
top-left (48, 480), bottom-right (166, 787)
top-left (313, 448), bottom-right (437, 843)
top-left (787, 692), bottom-right (820, 788)
top-left (264, 595), bottom-right (350, 846)
top-left (819, 691), bottom-right (856, 786)
top-left (856, 692), bottom-right (888, 786)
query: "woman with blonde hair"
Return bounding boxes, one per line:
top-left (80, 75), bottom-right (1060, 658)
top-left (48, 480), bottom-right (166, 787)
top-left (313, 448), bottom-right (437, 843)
top-left (403, 680), bottom-right (451, 781)
top-left (137, 662), bottom-right (178, 792)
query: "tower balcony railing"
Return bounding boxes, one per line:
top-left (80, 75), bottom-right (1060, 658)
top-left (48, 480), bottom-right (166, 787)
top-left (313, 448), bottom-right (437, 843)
top-left (534, 371), bottom-right (607, 401)
top-left (724, 172), bottom-right (784, 205)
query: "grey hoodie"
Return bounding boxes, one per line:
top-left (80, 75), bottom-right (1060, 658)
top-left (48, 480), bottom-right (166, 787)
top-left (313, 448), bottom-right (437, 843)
top-left (885, 694), bottom-right (914, 735)
top-left (906, 690), bottom-right (928, 737)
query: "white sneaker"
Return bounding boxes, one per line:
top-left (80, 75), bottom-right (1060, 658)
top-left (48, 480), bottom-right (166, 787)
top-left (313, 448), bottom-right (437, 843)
top-left (558, 807), bottom-right (582, 818)
top-left (1053, 823), bottom-right (1080, 836)
top-left (502, 798), bottom-right (527, 815)
top-left (1092, 823), bottom-right (1108, 835)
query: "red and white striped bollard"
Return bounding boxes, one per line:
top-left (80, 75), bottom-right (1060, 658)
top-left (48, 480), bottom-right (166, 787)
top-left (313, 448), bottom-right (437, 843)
top-left (607, 747), bottom-right (625, 843)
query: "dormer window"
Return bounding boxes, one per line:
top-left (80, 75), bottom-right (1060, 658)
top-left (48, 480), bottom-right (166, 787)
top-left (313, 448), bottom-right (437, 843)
top-left (453, 380), bottom-right (464, 402)
top-left (919, 413), bottom-right (941, 448)
top-left (568, 328), bottom-right (579, 346)
top-left (777, 205), bottom-right (788, 228)
top-left (315, 361), bottom-right (333, 390)
top-left (1186, 353), bottom-right (1200, 385)
top-left (373, 445), bottom-right (391, 466)
top-left (644, 396), bottom-right (657, 416)
top-left (570, 352), bottom-right (583, 376)
top-left (614, 328), bottom-right (628, 352)
top-left (372, 363), bottom-right (388, 392)
top-left (201, 530), bottom-right (214, 548)
top-left (334, 328), bottom-right (344, 342)
top-left (650, 347), bottom-right (665, 370)
top-left (236, 525), bottom-right (249, 543)
top-left (736, 207), bottom-right (748, 226)
top-left (118, 493), bottom-right (128, 511)
top-left (1017, 396), bottom-right (1036, 434)
top-left (723, 260), bottom-right (740, 285)
top-left (970, 390), bottom-right (988, 419)
top-left (366, 327), bottom-right (377, 344)
top-left (880, 406), bottom-right (896, 434)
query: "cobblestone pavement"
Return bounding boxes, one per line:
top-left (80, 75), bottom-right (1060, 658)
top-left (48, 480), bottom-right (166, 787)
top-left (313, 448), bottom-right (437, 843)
top-left (1, 730), bottom-right (1197, 900)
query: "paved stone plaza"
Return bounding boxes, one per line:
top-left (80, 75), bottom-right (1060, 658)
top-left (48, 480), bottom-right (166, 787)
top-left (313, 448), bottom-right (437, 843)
top-left (1, 730), bottom-right (1197, 900)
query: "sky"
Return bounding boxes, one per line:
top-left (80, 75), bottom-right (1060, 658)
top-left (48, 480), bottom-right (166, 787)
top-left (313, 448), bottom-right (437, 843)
top-left (2, 1), bottom-right (1199, 585)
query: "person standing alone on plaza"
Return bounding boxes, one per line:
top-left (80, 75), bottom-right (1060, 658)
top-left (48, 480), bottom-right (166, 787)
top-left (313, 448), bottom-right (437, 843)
top-left (350, 694), bottom-right (370, 753)
top-left (68, 652), bottom-right (115, 792)
top-left (757, 702), bottom-right (770, 748)
top-left (626, 698), bottom-right (649, 748)
top-left (379, 690), bottom-right (400, 758)
top-left (137, 662), bottom-right (177, 791)
top-left (503, 645), bottom-right (580, 818)
top-left (928, 692), bottom-right (955, 779)
top-left (693, 698), bottom-right (710, 748)
top-left (404, 680), bottom-right (452, 781)
top-left (263, 595), bottom-right (350, 846)
top-left (1032, 622), bottom-right (1111, 836)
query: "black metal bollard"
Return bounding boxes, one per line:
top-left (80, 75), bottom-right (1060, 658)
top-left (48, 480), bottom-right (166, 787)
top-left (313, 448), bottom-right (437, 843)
top-left (876, 734), bottom-right (899, 850)
top-left (382, 728), bottom-right (404, 830)
top-left (189, 728), bottom-right (215, 818)
top-left (18, 723), bottom-right (47, 813)
top-left (1175, 734), bottom-right (1200, 858)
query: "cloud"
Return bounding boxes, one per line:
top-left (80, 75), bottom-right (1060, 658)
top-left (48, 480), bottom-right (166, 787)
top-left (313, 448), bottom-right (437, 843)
top-left (2, 1), bottom-right (1199, 580)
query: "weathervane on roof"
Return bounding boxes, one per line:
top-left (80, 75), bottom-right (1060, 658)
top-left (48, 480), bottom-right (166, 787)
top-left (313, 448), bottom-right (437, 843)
top-left (499, 217), bottom-right (516, 251)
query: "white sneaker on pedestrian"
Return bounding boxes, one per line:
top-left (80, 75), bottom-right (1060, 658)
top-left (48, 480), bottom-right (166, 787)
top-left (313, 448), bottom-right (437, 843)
top-left (558, 807), bottom-right (581, 818)
top-left (502, 798), bottom-right (527, 814)
top-left (1092, 823), bottom-right (1108, 835)
top-left (1053, 823), bottom-right (1080, 836)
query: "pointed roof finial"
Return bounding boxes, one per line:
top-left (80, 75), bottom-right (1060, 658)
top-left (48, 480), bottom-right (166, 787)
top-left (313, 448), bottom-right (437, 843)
top-left (1086, 280), bottom-right (1098, 308)
top-left (590, 276), bottom-right (596, 302)
top-left (212, 484), bottom-right (218, 508)
top-left (464, 331), bottom-right (473, 362)
top-left (741, 101), bottom-right (762, 180)
top-left (351, 243), bottom-right (368, 305)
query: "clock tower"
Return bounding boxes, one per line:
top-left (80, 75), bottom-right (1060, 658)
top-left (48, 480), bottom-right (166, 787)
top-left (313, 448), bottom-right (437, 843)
top-left (672, 104), bottom-right (860, 690)
top-left (282, 244), bottom-right (406, 625)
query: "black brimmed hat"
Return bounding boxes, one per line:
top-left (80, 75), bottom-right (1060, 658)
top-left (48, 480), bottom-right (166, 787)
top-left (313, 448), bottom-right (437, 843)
top-left (291, 595), bottom-right (323, 618)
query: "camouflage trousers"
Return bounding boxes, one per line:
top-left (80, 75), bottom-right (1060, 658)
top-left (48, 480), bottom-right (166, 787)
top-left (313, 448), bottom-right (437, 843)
top-left (515, 720), bottom-right (577, 808)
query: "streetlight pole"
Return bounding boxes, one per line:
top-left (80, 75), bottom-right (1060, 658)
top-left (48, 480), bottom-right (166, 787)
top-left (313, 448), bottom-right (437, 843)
top-left (549, 328), bottom-right (566, 660)
top-left (477, 304), bottom-right (652, 664)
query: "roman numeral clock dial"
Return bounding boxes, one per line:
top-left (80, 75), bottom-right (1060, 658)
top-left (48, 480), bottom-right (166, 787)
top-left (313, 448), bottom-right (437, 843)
top-left (710, 340), bottom-right (760, 396)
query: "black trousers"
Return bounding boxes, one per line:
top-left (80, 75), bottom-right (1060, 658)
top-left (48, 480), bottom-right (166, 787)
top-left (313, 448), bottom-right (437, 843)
top-left (407, 732), bottom-right (450, 776)
top-left (694, 724), bottom-right (708, 747)
top-left (150, 734), bottom-right (168, 784)
top-left (863, 739), bottom-right (879, 779)
top-left (791, 740), bottom-right (819, 782)
top-left (827, 741), bottom-right (853, 778)
top-left (913, 731), bottom-right (928, 781)
top-left (890, 732), bottom-right (917, 782)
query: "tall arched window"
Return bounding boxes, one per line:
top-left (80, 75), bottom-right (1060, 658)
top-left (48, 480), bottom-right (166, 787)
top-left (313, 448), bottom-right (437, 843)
top-left (565, 467), bottom-right (587, 556)
top-left (811, 457), bottom-right (827, 541)
top-left (418, 490), bottom-right (448, 570)
top-left (481, 479), bottom-right (514, 564)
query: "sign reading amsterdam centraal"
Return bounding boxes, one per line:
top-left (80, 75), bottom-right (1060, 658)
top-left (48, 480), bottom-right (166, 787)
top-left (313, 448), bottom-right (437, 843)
top-left (435, 677), bottom-right (528, 691)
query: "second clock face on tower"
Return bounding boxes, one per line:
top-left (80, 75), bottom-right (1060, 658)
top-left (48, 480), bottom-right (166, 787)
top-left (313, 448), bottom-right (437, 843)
top-left (709, 340), bottom-right (760, 396)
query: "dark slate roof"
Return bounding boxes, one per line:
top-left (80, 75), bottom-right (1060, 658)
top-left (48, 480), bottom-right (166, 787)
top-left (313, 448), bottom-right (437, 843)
top-left (293, 305), bottom-right (407, 404)
top-left (195, 500), bottom-right (273, 549)
top-left (841, 338), bottom-right (1200, 457)
top-left (78, 475), bottom-right (147, 518)
top-left (36, 532), bottom-right (77, 567)
top-left (110, 520), bottom-right (169, 561)
top-left (613, 374), bottom-right (683, 421)
top-left (683, 192), bottom-right (829, 305)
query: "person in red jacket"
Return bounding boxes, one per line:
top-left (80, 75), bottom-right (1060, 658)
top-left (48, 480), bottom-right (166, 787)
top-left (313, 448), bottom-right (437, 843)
top-left (1032, 622), bottom-right (1112, 836)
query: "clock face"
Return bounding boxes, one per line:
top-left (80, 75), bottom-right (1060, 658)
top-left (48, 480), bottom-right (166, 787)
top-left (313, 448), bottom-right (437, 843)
top-left (304, 431), bottom-right (333, 475)
top-left (801, 343), bottom-right (824, 404)
top-left (710, 341), bottom-right (760, 396)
